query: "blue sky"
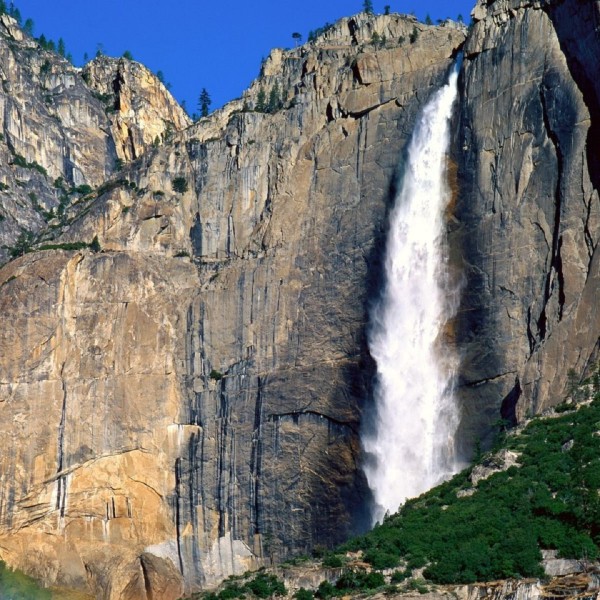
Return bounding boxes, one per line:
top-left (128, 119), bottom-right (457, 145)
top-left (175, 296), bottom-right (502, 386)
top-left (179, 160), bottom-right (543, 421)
top-left (15, 0), bottom-right (475, 114)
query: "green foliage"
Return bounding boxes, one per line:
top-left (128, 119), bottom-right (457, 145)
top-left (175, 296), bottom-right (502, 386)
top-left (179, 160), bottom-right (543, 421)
top-left (315, 581), bottom-right (335, 599)
top-left (294, 589), bottom-right (313, 600)
top-left (390, 569), bottom-right (410, 583)
top-left (0, 560), bottom-right (51, 599)
top-left (96, 178), bottom-right (129, 197)
top-left (198, 88), bottom-right (212, 118)
top-left (209, 369), bottom-right (223, 381)
top-left (0, 182), bottom-right (8, 192)
top-left (384, 5), bottom-right (391, 15)
top-left (322, 554), bottom-right (343, 568)
top-left (172, 177), bottom-right (189, 194)
top-left (122, 49), bottom-right (134, 60)
top-left (255, 87), bottom-right (267, 112)
top-left (307, 22), bottom-right (334, 43)
top-left (11, 154), bottom-right (47, 176)
top-left (23, 17), bottom-right (33, 35)
top-left (8, 3), bottom-right (20, 24)
top-left (363, 0), bottom-right (374, 14)
top-left (57, 37), bottom-right (66, 57)
top-left (75, 184), bottom-right (93, 195)
top-left (371, 32), bottom-right (386, 49)
top-left (339, 391), bottom-right (600, 585)
top-left (38, 241), bottom-right (89, 251)
top-left (218, 583), bottom-right (246, 600)
top-left (90, 235), bottom-right (101, 252)
top-left (9, 230), bottom-right (33, 257)
top-left (267, 83), bottom-right (282, 113)
top-left (0, 1), bottom-right (6, 16)
top-left (245, 572), bottom-right (286, 598)
top-left (336, 569), bottom-right (384, 591)
top-left (409, 27), bottom-right (419, 43)
top-left (425, 14), bottom-right (433, 25)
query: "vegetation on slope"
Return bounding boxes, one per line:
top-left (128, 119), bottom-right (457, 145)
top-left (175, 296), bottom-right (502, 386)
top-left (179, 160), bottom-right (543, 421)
top-left (0, 560), bottom-right (51, 599)
top-left (337, 380), bottom-right (600, 585)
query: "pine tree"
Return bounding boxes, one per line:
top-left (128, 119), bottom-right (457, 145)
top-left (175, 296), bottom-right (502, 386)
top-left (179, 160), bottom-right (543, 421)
top-left (23, 18), bottom-right (34, 35)
top-left (425, 14), bottom-right (433, 25)
top-left (0, 1), bottom-right (6, 15)
top-left (267, 82), bottom-right (281, 113)
top-left (8, 2), bottom-right (20, 24)
top-left (57, 37), bottom-right (66, 57)
top-left (363, 0), bottom-right (374, 14)
top-left (255, 87), bottom-right (266, 112)
top-left (198, 88), bottom-right (211, 118)
top-left (292, 32), bottom-right (302, 46)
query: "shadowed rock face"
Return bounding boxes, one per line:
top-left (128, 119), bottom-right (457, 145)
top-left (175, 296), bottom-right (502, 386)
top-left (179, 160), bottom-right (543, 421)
top-left (451, 0), bottom-right (600, 449)
top-left (0, 12), bottom-right (465, 599)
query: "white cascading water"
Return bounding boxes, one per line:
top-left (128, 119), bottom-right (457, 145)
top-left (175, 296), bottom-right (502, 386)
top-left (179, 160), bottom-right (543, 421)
top-left (363, 62), bottom-right (462, 524)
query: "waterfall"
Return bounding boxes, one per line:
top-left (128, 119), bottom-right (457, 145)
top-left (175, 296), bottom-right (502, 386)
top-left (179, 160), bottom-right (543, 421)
top-left (363, 61), bottom-right (462, 524)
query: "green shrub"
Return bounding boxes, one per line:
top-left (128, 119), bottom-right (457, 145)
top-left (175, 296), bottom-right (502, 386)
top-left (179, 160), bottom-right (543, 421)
top-left (38, 241), bottom-right (89, 251)
top-left (75, 184), bottom-right (93, 195)
top-left (322, 554), bottom-right (343, 568)
top-left (96, 178), bottom-right (128, 196)
top-left (315, 581), bottom-right (335, 599)
top-left (245, 573), bottom-right (286, 598)
top-left (9, 231), bottom-right (34, 257)
top-left (335, 569), bottom-right (384, 592)
top-left (294, 588), bottom-right (313, 600)
top-left (218, 583), bottom-right (245, 600)
top-left (90, 236), bottom-right (101, 252)
top-left (11, 154), bottom-right (47, 176)
top-left (390, 569), bottom-right (409, 583)
top-left (172, 177), bottom-right (189, 194)
top-left (209, 369), bottom-right (223, 381)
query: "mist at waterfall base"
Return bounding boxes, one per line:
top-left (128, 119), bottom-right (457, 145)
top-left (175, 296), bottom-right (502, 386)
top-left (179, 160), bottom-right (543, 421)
top-left (362, 62), bottom-right (463, 525)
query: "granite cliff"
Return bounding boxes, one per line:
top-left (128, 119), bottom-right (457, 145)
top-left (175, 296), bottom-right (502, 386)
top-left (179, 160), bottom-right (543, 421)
top-left (0, 0), bottom-right (598, 598)
top-left (451, 0), bottom-right (600, 445)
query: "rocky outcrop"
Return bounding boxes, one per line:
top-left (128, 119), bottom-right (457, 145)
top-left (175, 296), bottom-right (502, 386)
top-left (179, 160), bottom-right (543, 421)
top-left (451, 0), bottom-right (600, 448)
top-left (82, 56), bottom-right (191, 162)
top-left (0, 12), bottom-right (465, 599)
top-left (0, 16), bottom-right (190, 264)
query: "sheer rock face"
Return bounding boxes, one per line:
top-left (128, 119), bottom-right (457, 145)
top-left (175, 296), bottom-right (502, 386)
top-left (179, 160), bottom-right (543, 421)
top-left (1, 0), bottom-right (599, 598)
top-left (0, 13), bottom-right (465, 599)
top-left (451, 0), bottom-right (600, 447)
top-left (0, 15), bottom-right (189, 264)
top-left (82, 57), bottom-right (192, 162)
